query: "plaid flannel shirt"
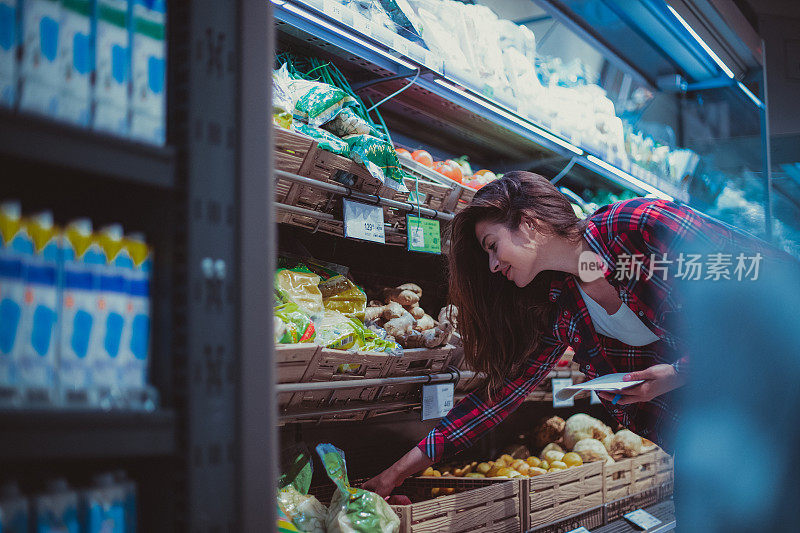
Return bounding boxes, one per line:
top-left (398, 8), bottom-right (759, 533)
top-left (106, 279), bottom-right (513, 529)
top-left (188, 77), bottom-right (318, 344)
top-left (419, 198), bottom-right (783, 462)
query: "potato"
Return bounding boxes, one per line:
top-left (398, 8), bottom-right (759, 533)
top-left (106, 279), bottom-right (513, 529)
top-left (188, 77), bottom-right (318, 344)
top-left (543, 450), bottom-right (565, 464)
top-left (562, 452), bottom-right (583, 467)
top-left (526, 457), bottom-right (542, 468)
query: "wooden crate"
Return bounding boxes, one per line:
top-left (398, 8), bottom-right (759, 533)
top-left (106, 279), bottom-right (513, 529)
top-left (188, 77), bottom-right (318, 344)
top-left (275, 344), bottom-right (320, 410)
top-left (603, 485), bottom-right (662, 523)
top-left (527, 461), bottom-right (604, 529)
top-left (602, 450), bottom-right (660, 503)
top-left (654, 449), bottom-right (674, 486)
top-left (527, 505), bottom-right (605, 533)
top-left (284, 348), bottom-right (394, 422)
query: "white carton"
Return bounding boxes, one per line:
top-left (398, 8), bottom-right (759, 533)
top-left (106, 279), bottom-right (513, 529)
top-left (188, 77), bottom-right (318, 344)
top-left (56, 0), bottom-right (93, 126)
top-left (19, 0), bottom-right (62, 116)
top-left (0, 201), bottom-right (24, 405)
top-left (0, 0), bottom-right (19, 107)
top-left (93, 0), bottom-right (130, 135)
top-left (130, 0), bottom-right (165, 144)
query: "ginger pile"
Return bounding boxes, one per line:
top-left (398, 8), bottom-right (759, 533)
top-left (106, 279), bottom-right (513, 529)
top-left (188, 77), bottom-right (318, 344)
top-left (365, 283), bottom-right (454, 349)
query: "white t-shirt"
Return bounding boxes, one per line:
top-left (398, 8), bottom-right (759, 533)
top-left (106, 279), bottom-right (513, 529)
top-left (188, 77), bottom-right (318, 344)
top-left (576, 283), bottom-right (660, 346)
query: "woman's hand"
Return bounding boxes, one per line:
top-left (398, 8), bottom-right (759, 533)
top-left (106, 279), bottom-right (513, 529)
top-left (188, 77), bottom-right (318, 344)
top-left (362, 468), bottom-right (402, 499)
top-left (362, 446), bottom-right (433, 499)
top-left (597, 364), bottom-right (686, 406)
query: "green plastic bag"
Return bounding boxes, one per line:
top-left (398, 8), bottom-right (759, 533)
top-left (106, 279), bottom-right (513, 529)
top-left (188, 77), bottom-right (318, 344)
top-left (274, 302), bottom-right (316, 344)
top-left (316, 443), bottom-right (401, 533)
top-left (278, 444), bottom-right (327, 533)
top-left (295, 123), bottom-right (350, 156)
top-left (289, 78), bottom-right (358, 127)
top-left (344, 134), bottom-right (408, 193)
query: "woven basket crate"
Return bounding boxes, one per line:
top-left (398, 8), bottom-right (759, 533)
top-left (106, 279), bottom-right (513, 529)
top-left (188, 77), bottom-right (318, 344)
top-left (284, 348), bottom-right (394, 422)
top-left (398, 155), bottom-right (476, 214)
top-left (275, 344), bottom-right (320, 410)
top-left (527, 461), bottom-right (604, 529)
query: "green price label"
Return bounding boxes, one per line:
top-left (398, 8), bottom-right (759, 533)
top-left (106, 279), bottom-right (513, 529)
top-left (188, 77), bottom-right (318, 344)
top-left (406, 215), bottom-right (441, 254)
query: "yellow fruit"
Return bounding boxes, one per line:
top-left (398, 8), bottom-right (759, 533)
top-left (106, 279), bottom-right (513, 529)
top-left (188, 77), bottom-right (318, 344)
top-left (548, 467), bottom-right (566, 473)
top-left (470, 461), bottom-right (478, 468)
top-left (431, 488), bottom-right (440, 496)
top-left (465, 472), bottom-right (486, 478)
top-left (515, 463), bottom-right (531, 476)
top-left (507, 470), bottom-right (525, 479)
top-left (500, 454), bottom-right (515, 463)
top-left (476, 462), bottom-right (492, 475)
top-left (511, 459), bottom-right (527, 470)
top-left (526, 457), bottom-right (542, 468)
top-left (486, 466), bottom-right (501, 478)
top-left (494, 457), bottom-right (507, 467)
top-left (562, 452), bottom-right (583, 467)
top-left (529, 467), bottom-right (547, 476)
top-left (550, 461), bottom-right (567, 469)
top-left (539, 461), bottom-right (549, 470)
top-left (544, 451), bottom-right (565, 464)
top-left (443, 488), bottom-right (456, 495)
top-left (494, 467), bottom-right (513, 478)
top-left (421, 467), bottom-right (434, 476)
top-left (433, 470), bottom-right (442, 477)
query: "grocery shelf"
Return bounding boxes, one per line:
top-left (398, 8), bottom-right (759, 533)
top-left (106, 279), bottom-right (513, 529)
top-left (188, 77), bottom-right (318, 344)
top-left (0, 110), bottom-right (175, 189)
top-left (273, 0), bottom-right (688, 202)
top-left (0, 409), bottom-right (177, 461)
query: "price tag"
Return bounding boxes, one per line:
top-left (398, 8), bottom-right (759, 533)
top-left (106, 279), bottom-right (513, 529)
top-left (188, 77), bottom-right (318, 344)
top-left (343, 199), bottom-right (385, 244)
top-left (422, 383), bottom-right (454, 420)
top-left (566, 527), bottom-right (591, 533)
top-left (552, 378), bottom-right (574, 408)
top-left (406, 215), bottom-right (441, 254)
top-left (590, 391), bottom-right (601, 404)
top-left (624, 509), bottom-right (662, 530)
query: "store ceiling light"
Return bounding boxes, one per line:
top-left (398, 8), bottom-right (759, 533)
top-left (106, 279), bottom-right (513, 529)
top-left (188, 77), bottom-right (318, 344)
top-left (736, 81), bottom-right (764, 109)
top-left (586, 155), bottom-right (674, 200)
top-left (433, 78), bottom-right (583, 156)
top-left (667, 5), bottom-right (735, 79)
top-left (279, 1), bottom-right (417, 70)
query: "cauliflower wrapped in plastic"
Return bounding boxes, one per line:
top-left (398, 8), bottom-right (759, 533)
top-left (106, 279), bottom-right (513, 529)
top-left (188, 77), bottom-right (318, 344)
top-left (573, 438), bottom-right (614, 465)
top-left (563, 414), bottom-right (613, 450)
top-left (278, 485), bottom-right (327, 533)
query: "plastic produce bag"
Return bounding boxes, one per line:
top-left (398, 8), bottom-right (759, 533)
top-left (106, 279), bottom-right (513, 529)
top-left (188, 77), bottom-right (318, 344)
top-left (295, 123), bottom-right (350, 156)
top-left (274, 302), bottom-right (316, 344)
top-left (274, 65), bottom-right (296, 129)
top-left (316, 443), bottom-right (400, 533)
top-left (275, 267), bottom-right (325, 320)
top-left (315, 310), bottom-right (360, 351)
top-left (343, 134), bottom-right (407, 192)
top-left (287, 77), bottom-right (358, 127)
top-left (323, 107), bottom-right (377, 138)
top-left (278, 445), bottom-right (327, 533)
top-left (319, 275), bottom-right (367, 321)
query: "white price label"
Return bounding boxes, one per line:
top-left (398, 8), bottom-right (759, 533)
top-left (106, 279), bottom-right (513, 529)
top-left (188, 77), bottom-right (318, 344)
top-left (343, 199), bottom-right (385, 244)
top-left (422, 383), bottom-right (454, 420)
top-left (409, 225), bottom-right (425, 248)
top-left (566, 528), bottom-right (591, 533)
top-left (552, 378), bottom-right (574, 408)
top-left (590, 390), bottom-right (602, 404)
top-left (624, 509), bottom-right (662, 530)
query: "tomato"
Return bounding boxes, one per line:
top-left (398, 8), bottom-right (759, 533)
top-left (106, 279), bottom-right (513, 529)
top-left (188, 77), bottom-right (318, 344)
top-left (411, 149), bottom-right (434, 167)
top-left (433, 160), bottom-right (463, 182)
top-left (395, 147), bottom-right (411, 158)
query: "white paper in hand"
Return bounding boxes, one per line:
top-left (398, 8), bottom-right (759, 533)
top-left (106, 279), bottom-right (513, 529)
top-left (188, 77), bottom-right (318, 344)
top-left (554, 373), bottom-right (643, 401)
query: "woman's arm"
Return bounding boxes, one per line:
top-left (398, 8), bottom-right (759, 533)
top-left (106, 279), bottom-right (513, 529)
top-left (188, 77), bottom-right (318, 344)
top-left (363, 339), bottom-right (567, 497)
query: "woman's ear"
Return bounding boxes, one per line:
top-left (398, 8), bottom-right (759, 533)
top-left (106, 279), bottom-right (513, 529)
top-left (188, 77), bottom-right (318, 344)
top-left (520, 213), bottom-right (537, 231)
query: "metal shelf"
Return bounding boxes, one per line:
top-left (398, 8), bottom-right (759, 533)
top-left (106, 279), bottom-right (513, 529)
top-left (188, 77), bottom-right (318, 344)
top-left (0, 409), bottom-right (177, 461)
top-left (0, 110), bottom-right (175, 189)
top-left (273, 0), bottom-right (688, 202)
top-left (591, 500), bottom-right (676, 533)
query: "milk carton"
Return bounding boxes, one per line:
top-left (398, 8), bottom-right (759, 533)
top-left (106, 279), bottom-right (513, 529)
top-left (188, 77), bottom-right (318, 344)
top-left (94, 224), bottom-right (127, 407)
top-left (58, 219), bottom-right (101, 406)
top-left (33, 479), bottom-right (80, 533)
top-left (57, 0), bottom-right (94, 126)
top-left (0, 201), bottom-right (24, 406)
top-left (19, 0), bottom-right (62, 117)
top-left (81, 473), bottom-right (126, 533)
top-left (17, 211), bottom-right (59, 406)
top-left (93, 0), bottom-right (130, 136)
top-left (0, 482), bottom-right (29, 533)
top-left (0, 0), bottom-right (19, 107)
top-left (119, 232), bottom-right (153, 409)
top-left (130, 0), bottom-right (165, 144)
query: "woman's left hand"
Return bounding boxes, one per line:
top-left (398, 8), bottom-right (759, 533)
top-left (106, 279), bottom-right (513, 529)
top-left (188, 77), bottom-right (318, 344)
top-left (597, 364), bottom-right (686, 406)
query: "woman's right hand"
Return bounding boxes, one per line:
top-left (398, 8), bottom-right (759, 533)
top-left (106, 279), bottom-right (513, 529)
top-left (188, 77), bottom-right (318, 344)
top-left (362, 468), bottom-right (401, 499)
top-left (362, 446), bottom-right (433, 499)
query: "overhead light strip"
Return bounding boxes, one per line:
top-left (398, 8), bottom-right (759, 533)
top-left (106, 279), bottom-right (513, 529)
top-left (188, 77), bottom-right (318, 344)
top-left (586, 155), bottom-right (674, 201)
top-left (279, 1), bottom-right (417, 70)
top-left (736, 81), bottom-right (764, 108)
top-left (667, 5), bottom-right (735, 79)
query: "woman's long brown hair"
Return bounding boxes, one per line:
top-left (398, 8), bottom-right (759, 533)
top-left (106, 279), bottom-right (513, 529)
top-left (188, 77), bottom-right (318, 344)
top-left (448, 171), bottom-right (588, 394)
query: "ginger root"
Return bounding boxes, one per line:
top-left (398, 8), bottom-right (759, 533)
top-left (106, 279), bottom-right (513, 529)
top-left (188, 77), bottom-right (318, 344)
top-left (383, 288), bottom-right (420, 307)
top-left (383, 312), bottom-right (416, 338)
top-left (409, 306), bottom-right (425, 319)
top-left (414, 314), bottom-right (435, 332)
top-left (397, 283), bottom-right (422, 296)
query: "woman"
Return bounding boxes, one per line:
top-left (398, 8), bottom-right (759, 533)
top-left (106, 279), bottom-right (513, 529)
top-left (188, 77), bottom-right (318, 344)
top-left (364, 171), bottom-right (784, 498)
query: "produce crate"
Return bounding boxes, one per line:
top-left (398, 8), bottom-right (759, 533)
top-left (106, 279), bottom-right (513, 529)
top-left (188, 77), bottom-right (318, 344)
top-left (654, 449), bottom-right (674, 486)
top-left (275, 344), bottom-right (320, 410)
top-left (603, 484), bottom-right (663, 523)
top-left (526, 505), bottom-right (605, 533)
top-left (398, 175), bottom-right (457, 213)
top-left (398, 155), bottom-right (476, 214)
top-left (284, 349), bottom-right (394, 422)
top-left (602, 450), bottom-right (660, 503)
top-left (527, 461), bottom-right (604, 529)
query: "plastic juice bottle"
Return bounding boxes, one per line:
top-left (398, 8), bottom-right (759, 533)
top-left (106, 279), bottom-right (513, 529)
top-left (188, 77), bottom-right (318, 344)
top-left (119, 232), bottom-right (153, 409)
top-left (130, 0), bottom-right (165, 144)
top-left (34, 479), bottom-right (79, 533)
top-left (0, 481), bottom-right (29, 532)
top-left (94, 224), bottom-right (128, 408)
top-left (0, 201), bottom-right (24, 406)
top-left (59, 219), bottom-right (100, 406)
top-left (81, 473), bottom-right (126, 533)
top-left (93, 0), bottom-right (131, 136)
top-left (57, 0), bottom-right (94, 126)
top-left (19, 0), bottom-right (62, 117)
top-left (17, 211), bottom-right (59, 406)
top-left (0, 0), bottom-right (20, 107)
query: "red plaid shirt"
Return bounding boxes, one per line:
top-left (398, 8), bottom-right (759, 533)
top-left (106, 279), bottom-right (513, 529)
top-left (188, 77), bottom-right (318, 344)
top-left (419, 198), bottom-right (783, 462)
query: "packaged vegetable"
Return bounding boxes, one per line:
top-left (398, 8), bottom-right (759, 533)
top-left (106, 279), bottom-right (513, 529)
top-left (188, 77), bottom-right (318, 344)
top-left (315, 310), bottom-right (359, 351)
top-left (295, 123), bottom-right (350, 156)
top-left (274, 302), bottom-right (316, 344)
top-left (275, 267), bottom-right (325, 320)
top-left (316, 443), bottom-right (400, 533)
top-left (278, 444), bottom-right (327, 533)
top-left (343, 134), bottom-right (408, 192)
top-left (273, 65), bottom-right (296, 129)
top-left (319, 275), bottom-right (367, 321)
top-left (287, 77), bottom-right (357, 127)
top-left (323, 107), bottom-right (377, 138)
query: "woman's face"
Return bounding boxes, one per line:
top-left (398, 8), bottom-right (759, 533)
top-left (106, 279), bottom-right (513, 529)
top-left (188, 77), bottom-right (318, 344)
top-left (475, 218), bottom-right (553, 287)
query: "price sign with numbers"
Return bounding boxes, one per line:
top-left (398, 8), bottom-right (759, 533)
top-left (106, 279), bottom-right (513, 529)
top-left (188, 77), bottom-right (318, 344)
top-left (552, 378), bottom-right (574, 408)
top-left (343, 199), bottom-right (385, 244)
top-left (406, 215), bottom-right (441, 254)
top-left (422, 383), bottom-right (454, 420)
top-left (624, 509), bottom-right (662, 529)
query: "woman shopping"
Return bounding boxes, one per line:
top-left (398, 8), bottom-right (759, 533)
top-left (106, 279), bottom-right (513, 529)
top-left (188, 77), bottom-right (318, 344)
top-left (364, 171), bottom-right (793, 498)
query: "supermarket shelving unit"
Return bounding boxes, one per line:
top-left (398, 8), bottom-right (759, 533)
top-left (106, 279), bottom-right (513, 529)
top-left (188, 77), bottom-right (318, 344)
top-left (1, 1), bottom-right (276, 531)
